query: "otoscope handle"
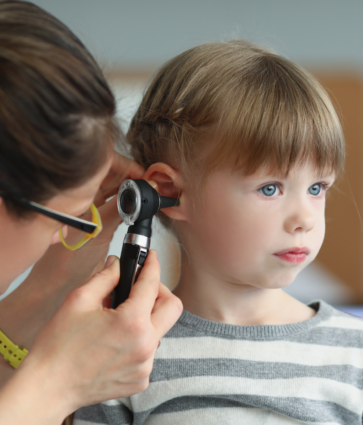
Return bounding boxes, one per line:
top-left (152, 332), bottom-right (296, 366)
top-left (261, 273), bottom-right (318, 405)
top-left (111, 233), bottom-right (150, 308)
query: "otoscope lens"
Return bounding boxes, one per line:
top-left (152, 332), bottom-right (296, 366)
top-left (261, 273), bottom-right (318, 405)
top-left (120, 188), bottom-right (137, 215)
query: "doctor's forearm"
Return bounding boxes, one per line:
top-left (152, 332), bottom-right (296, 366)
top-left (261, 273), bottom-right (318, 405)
top-left (0, 357), bottom-right (70, 425)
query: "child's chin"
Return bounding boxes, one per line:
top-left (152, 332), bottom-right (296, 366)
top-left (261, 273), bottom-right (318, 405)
top-left (259, 269), bottom-right (302, 289)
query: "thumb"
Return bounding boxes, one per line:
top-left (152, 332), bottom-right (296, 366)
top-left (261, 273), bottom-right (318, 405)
top-left (70, 255), bottom-right (120, 311)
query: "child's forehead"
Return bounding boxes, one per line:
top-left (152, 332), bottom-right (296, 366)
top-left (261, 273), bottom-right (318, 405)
top-left (236, 162), bottom-right (336, 181)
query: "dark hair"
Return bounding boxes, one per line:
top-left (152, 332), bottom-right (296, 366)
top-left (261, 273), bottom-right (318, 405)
top-left (0, 1), bottom-right (118, 217)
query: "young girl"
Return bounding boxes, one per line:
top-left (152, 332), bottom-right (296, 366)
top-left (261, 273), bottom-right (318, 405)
top-left (75, 40), bottom-right (363, 425)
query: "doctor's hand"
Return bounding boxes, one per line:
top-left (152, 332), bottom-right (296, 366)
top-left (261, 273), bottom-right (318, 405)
top-left (94, 150), bottom-right (144, 206)
top-left (19, 250), bottom-right (182, 417)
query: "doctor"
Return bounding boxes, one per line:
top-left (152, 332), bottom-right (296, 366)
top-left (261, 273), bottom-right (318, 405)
top-left (0, 2), bottom-right (182, 424)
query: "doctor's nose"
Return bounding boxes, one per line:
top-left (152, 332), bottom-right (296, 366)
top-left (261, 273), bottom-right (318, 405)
top-left (284, 204), bottom-right (316, 234)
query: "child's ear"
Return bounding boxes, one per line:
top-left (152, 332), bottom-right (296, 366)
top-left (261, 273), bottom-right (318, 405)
top-left (143, 163), bottom-right (187, 222)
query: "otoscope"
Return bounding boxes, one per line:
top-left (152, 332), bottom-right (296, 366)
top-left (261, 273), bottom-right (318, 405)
top-left (111, 179), bottom-right (180, 308)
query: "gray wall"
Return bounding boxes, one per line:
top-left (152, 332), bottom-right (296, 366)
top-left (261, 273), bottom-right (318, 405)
top-left (31, 0), bottom-right (363, 71)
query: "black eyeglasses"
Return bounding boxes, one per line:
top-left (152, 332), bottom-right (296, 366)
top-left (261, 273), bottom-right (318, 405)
top-left (0, 193), bottom-right (102, 250)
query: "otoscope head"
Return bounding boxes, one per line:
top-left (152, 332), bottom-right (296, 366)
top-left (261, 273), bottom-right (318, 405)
top-left (117, 179), bottom-right (179, 225)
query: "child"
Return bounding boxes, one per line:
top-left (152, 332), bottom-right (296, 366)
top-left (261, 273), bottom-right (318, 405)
top-left (75, 40), bottom-right (363, 425)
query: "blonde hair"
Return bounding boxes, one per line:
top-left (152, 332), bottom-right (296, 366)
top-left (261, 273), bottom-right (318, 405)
top-left (127, 40), bottom-right (345, 227)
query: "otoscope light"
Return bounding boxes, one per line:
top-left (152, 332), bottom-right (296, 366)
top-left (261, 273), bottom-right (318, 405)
top-left (117, 180), bottom-right (142, 225)
top-left (121, 189), bottom-right (136, 214)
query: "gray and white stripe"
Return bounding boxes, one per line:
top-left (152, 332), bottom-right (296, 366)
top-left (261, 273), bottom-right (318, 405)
top-left (75, 301), bottom-right (363, 425)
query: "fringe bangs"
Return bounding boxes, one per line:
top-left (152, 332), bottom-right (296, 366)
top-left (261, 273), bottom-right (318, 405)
top-left (206, 53), bottom-right (344, 178)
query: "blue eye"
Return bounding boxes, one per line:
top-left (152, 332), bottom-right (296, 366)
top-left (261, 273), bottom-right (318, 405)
top-left (308, 184), bottom-right (322, 196)
top-left (259, 184), bottom-right (280, 197)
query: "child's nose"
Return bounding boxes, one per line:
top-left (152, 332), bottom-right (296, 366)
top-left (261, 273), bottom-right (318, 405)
top-left (283, 204), bottom-right (316, 234)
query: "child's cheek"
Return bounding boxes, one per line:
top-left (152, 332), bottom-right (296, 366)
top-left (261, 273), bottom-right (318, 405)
top-left (197, 207), bottom-right (271, 271)
top-left (313, 213), bottom-right (326, 254)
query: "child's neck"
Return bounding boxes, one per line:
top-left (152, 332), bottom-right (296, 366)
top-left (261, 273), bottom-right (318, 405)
top-left (173, 256), bottom-right (316, 326)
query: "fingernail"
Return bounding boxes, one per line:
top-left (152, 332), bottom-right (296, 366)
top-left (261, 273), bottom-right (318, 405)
top-left (149, 249), bottom-right (158, 258)
top-left (148, 181), bottom-right (158, 189)
top-left (105, 256), bottom-right (117, 268)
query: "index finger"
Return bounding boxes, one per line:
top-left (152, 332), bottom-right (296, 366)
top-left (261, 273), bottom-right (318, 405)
top-left (113, 153), bottom-right (144, 180)
top-left (95, 152), bottom-right (145, 205)
top-left (150, 282), bottom-right (183, 339)
top-left (117, 249), bottom-right (160, 313)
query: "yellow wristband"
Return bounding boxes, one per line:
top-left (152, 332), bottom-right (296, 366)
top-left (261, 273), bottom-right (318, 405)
top-left (0, 330), bottom-right (28, 369)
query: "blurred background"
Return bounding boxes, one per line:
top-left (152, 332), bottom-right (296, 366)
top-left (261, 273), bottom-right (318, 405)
top-left (2, 0), bottom-right (363, 313)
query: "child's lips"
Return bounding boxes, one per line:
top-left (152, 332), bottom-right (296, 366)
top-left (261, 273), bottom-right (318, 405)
top-left (273, 247), bottom-right (310, 264)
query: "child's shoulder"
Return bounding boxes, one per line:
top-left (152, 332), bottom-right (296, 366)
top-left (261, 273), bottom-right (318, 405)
top-left (306, 300), bottom-right (363, 351)
top-left (314, 300), bottom-right (363, 330)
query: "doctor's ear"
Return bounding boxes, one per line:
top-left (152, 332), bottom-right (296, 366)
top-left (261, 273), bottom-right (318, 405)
top-left (143, 163), bottom-right (187, 221)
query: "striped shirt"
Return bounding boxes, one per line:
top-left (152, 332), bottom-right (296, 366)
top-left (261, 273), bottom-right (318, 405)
top-left (75, 300), bottom-right (363, 425)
